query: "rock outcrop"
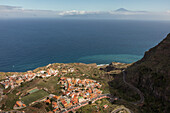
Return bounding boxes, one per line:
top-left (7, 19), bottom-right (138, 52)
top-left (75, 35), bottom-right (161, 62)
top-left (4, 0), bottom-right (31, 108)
top-left (100, 62), bottom-right (131, 72)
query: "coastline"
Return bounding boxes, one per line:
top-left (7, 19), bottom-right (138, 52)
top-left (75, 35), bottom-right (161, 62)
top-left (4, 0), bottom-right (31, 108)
top-left (0, 62), bottom-right (129, 73)
top-left (0, 54), bottom-right (142, 72)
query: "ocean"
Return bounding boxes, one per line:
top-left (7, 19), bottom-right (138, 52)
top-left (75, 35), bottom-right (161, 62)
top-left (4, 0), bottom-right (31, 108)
top-left (0, 19), bottom-right (170, 72)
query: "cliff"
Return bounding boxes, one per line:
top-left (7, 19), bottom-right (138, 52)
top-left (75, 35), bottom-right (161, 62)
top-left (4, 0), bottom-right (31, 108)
top-left (126, 33), bottom-right (170, 112)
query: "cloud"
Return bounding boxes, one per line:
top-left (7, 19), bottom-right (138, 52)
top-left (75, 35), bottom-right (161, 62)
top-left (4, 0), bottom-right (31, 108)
top-left (59, 10), bottom-right (87, 15)
top-left (0, 5), bottom-right (170, 20)
top-left (0, 5), bottom-right (61, 18)
top-left (109, 11), bottom-right (147, 15)
top-left (59, 10), bottom-right (101, 17)
top-left (166, 10), bottom-right (170, 14)
top-left (0, 5), bottom-right (22, 10)
top-left (0, 5), bottom-right (100, 18)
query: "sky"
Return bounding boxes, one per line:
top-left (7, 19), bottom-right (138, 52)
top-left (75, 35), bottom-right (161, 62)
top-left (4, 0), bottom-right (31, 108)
top-left (0, 0), bottom-right (170, 11)
top-left (0, 0), bottom-right (170, 20)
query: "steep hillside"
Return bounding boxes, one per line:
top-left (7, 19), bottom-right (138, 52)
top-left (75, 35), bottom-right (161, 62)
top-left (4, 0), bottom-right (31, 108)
top-left (125, 33), bottom-right (170, 112)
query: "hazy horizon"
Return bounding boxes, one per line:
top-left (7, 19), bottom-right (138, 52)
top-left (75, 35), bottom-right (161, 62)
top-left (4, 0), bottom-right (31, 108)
top-left (0, 0), bottom-right (170, 20)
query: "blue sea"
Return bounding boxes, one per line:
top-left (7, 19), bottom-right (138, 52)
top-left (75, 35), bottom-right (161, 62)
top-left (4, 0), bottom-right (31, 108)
top-left (0, 19), bottom-right (170, 72)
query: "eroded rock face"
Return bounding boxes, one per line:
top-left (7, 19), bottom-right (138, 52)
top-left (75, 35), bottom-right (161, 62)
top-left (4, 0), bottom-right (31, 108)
top-left (126, 33), bottom-right (170, 112)
top-left (100, 62), bottom-right (131, 72)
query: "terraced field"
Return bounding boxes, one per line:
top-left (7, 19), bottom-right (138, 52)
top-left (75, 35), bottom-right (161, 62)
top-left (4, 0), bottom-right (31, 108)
top-left (21, 90), bottom-right (49, 105)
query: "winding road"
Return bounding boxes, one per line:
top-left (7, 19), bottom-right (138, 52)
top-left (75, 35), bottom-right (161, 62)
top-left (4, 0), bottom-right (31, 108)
top-left (122, 70), bottom-right (144, 105)
top-left (111, 107), bottom-right (132, 113)
top-left (110, 70), bottom-right (144, 113)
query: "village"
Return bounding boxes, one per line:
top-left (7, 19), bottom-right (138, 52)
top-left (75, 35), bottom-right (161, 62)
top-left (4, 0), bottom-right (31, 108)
top-left (0, 63), bottom-right (134, 113)
top-left (0, 64), bottom-right (111, 113)
top-left (43, 77), bottom-right (103, 112)
top-left (11, 76), bottom-right (105, 112)
top-left (0, 66), bottom-right (74, 90)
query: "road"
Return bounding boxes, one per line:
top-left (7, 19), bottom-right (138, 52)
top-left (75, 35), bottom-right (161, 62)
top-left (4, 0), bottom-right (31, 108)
top-left (110, 70), bottom-right (143, 113)
top-left (122, 70), bottom-right (144, 105)
top-left (59, 94), bottom-right (112, 113)
top-left (111, 107), bottom-right (132, 113)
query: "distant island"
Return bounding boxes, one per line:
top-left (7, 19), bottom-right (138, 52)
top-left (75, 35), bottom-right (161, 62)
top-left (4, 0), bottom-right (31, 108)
top-left (115, 8), bottom-right (129, 12)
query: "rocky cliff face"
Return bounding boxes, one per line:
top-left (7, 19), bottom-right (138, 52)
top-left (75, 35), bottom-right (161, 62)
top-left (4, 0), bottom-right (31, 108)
top-left (126, 33), bottom-right (170, 112)
top-left (100, 62), bottom-right (130, 72)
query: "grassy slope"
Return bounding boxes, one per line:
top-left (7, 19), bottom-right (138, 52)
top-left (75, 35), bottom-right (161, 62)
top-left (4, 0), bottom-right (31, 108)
top-left (21, 90), bottom-right (49, 105)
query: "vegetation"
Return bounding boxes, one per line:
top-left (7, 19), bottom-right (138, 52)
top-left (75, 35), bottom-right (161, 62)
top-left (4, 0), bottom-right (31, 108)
top-left (21, 90), bottom-right (49, 105)
top-left (32, 102), bottom-right (43, 109)
top-left (36, 76), bottom-right (61, 95)
top-left (4, 89), bottom-right (19, 109)
top-left (77, 98), bottom-right (118, 113)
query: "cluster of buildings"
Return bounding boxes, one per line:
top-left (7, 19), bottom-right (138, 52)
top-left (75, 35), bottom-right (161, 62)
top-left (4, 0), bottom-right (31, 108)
top-left (0, 68), bottom-right (74, 90)
top-left (44, 77), bottom-right (103, 112)
top-left (13, 101), bottom-right (26, 109)
top-left (59, 77), bottom-right (102, 98)
top-left (0, 72), bottom-right (36, 89)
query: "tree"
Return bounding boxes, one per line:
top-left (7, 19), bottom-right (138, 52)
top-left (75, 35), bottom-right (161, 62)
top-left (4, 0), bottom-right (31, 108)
top-left (89, 101), bottom-right (92, 104)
